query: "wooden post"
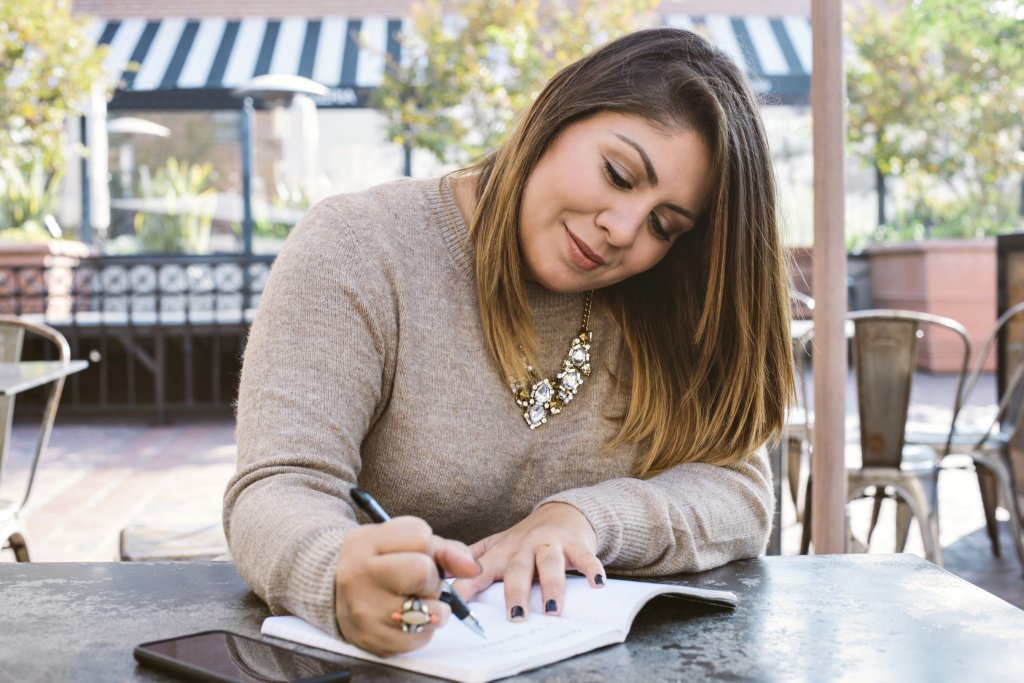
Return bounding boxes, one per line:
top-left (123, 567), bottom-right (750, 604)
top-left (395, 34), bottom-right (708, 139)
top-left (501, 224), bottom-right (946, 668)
top-left (811, 0), bottom-right (848, 553)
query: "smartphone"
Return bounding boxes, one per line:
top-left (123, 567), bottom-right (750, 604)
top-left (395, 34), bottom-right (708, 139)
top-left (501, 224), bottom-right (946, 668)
top-left (134, 629), bottom-right (351, 683)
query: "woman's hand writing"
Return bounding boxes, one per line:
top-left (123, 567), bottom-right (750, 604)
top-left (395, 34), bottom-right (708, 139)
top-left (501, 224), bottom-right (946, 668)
top-left (452, 503), bottom-right (605, 621)
top-left (334, 516), bottom-right (480, 656)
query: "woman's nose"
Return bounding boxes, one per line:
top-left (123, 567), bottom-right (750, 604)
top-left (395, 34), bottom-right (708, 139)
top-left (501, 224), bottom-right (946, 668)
top-left (597, 202), bottom-right (646, 247)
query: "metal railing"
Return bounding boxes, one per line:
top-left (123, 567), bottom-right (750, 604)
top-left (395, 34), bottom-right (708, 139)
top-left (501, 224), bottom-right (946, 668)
top-left (0, 253), bottom-right (276, 421)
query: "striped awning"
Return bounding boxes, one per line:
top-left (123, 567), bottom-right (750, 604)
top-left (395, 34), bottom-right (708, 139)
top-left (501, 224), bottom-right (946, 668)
top-left (665, 15), bottom-right (811, 105)
top-left (86, 15), bottom-right (811, 111)
top-left (86, 17), bottom-right (402, 109)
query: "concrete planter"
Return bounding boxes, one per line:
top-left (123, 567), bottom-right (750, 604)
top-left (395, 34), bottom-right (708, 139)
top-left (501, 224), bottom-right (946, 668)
top-left (0, 241), bottom-right (94, 317)
top-left (864, 239), bottom-right (996, 372)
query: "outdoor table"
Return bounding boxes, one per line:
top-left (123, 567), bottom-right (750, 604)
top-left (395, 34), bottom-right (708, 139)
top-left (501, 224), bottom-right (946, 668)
top-left (1, 554), bottom-right (1022, 681)
top-left (0, 360), bottom-right (89, 396)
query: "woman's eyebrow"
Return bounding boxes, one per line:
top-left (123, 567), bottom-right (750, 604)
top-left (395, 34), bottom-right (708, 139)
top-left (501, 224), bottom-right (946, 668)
top-left (666, 203), bottom-right (697, 222)
top-left (615, 133), bottom-right (698, 222)
top-left (614, 133), bottom-right (658, 186)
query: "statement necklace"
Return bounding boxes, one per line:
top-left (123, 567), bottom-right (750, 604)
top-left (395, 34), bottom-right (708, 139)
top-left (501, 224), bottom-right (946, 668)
top-left (438, 177), bottom-right (594, 430)
top-left (513, 290), bottom-right (594, 429)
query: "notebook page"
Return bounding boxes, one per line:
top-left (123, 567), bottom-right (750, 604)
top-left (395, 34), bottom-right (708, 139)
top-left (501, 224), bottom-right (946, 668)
top-left (471, 576), bottom-right (737, 633)
top-left (263, 602), bottom-right (613, 683)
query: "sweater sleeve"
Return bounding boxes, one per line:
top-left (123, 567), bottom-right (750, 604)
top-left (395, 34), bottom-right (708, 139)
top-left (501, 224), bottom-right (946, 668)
top-left (223, 199), bottom-right (397, 638)
top-left (537, 445), bottom-right (774, 575)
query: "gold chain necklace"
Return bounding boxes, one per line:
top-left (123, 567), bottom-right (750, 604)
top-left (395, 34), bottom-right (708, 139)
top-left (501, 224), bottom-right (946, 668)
top-left (439, 177), bottom-right (595, 430)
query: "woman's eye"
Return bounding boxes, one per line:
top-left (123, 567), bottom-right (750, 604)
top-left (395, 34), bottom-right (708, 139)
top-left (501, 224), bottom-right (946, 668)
top-left (649, 214), bottom-right (671, 241)
top-left (603, 161), bottom-right (632, 190)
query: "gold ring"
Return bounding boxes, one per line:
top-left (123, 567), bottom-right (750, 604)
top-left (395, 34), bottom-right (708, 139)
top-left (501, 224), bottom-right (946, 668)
top-left (390, 597), bottom-right (436, 634)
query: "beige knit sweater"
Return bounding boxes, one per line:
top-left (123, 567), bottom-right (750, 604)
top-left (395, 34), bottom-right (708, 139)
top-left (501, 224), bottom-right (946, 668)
top-left (225, 177), bottom-right (773, 637)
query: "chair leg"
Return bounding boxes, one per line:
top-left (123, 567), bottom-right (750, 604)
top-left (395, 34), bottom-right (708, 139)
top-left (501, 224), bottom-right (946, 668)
top-left (800, 476), bottom-right (813, 555)
top-left (867, 487), bottom-right (886, 544)
top-left (977, 467), bottom-right (1002, 558)
top-left (972, 453), bottom-right (1024, 573)
top-left (886, 480), bottom-right (943, 567)
top-left (898, 469), bottom-right (939, 553)
top-left (787, 436), bottom-right (804, 521)
top-left (7, 531), bottom-right (31, 562)
top-left (895, 498), bottom-right (913, 552)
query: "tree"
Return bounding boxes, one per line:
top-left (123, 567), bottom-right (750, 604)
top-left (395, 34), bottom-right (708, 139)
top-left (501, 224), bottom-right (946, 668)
top-left (846, 0), bottom-right (1024, 240)
top-left (373, 0), bottom-right (659, 170)
top-left (0, 0), bottom-right (110, 234)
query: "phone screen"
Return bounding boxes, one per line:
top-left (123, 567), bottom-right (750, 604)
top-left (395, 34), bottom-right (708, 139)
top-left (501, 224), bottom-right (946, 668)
top-left (134, 630), bottom-right (351, 683)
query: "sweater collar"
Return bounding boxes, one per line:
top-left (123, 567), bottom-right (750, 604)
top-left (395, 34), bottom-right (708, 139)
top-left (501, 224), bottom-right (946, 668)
top-left (434, 176), bottom-right (474, 278)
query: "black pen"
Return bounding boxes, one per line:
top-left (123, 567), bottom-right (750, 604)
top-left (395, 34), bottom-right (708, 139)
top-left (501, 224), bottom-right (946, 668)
top-left (349, 486), bottom-right (487, 639)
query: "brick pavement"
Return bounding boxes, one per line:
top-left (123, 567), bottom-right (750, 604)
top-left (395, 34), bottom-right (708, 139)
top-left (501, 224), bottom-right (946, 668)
top-left (2, 372), bottom-right (1023, 609)
top-left (0, 418), bottom-right (236, 562)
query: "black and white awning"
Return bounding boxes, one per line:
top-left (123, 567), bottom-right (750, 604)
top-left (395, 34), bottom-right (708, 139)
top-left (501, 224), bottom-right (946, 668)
top-left (665, 15), bottom-right (811, 105)
top-left (86, 16), bottom-right (402, 109)
top-left (86, 14), bottom-right (811, 111)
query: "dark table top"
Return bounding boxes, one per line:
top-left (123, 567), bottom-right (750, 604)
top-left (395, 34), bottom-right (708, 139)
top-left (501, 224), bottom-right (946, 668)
top-left (2, 554), bottom-right (1022, 682)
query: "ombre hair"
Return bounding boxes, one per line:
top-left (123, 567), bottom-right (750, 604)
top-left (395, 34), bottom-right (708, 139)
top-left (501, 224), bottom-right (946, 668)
top-left (465, 27), bottom-right (794, 475)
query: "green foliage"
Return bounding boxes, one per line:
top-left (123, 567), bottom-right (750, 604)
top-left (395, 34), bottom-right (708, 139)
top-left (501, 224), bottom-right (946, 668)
top-left (0, 160), bottom-right (62, 242)
top-left (0, 0), bottom-right (110, 179)
top-left (846, 0), bottom-right (1024, 240)
top-left (131, 158), bottom-right (216, 254)
top-left (372, 0), bottom-right (659, 165)
top-left (230, 183), bottom-right (310, 252)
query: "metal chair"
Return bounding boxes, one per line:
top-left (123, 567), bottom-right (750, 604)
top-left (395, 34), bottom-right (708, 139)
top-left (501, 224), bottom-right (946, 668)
top-left (905, 301), bottom-right (1024, 568)
top-left (0, 316), bottom-right (71, 562)
top-left (786, 290), bottom-right (815, 518)
top-left (801, 310), bottom-right (971, 565)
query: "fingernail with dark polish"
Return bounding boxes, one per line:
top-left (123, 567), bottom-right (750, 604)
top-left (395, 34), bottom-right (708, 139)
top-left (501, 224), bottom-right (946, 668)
top-left (545, 599), bottom-right (558, 613)
top-left (595, 575), bottom-right (605, 586)
top-left (510, 605), bottom-right (525, 620)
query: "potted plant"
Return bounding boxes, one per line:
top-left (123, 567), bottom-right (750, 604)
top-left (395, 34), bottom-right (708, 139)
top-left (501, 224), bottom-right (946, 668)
top-left (0, 161), bottom-right (91, 317)
top-left (105, 158), bottom-right (217, 255)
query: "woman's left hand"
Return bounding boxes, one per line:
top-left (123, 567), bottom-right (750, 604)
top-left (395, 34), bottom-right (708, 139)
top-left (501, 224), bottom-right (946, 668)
top-left (451, 502), bottom-right (605, 621)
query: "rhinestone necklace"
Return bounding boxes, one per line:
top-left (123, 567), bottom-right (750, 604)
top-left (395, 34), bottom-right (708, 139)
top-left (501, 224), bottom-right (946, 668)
top-left (513, 290), bottom-right (594, 429)
top-left (439, 177), bottom-right (595, 430)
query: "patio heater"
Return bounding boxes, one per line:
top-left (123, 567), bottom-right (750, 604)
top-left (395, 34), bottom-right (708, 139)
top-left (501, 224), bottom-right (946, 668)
top-left (232, 75), bottom-right (328, 255)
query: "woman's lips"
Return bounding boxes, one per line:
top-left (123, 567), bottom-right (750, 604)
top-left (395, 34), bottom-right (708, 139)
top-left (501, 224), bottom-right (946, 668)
top-left (566, 228), bottom-right (604, 271)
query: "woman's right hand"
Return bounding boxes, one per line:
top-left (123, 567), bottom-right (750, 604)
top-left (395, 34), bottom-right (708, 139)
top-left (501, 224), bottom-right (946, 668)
top-left (334, 516), bottom-right (481, 656)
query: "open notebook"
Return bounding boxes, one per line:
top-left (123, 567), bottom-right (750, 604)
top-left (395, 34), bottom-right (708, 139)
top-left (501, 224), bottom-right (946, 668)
top-left (262, 576), bottom-right (737, 683)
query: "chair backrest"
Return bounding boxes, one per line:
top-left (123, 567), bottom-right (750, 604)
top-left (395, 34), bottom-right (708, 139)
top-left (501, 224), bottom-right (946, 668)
top-left (0, 322), bottom-right (26, 463)
top-left (0, 315), bottom-right (70, 510)
top-left (951, 301), bottom-right (1024, 437)
top-left (848, 310), bottom-right (970, 469)
top-left (960, 301), bottom-right (1024, 448)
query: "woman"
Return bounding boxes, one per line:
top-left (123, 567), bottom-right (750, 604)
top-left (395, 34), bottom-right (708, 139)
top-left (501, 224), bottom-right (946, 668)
top-left (225, 26), bottom-right (793, 657)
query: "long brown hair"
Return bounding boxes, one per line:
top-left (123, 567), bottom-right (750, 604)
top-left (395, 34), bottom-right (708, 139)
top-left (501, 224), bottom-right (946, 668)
top-left (467, 27), bottom-right (793, 475)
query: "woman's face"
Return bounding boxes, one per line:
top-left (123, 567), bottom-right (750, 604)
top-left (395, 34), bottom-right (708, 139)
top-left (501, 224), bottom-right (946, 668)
top-left (519, 111), bottom-right (713, 294)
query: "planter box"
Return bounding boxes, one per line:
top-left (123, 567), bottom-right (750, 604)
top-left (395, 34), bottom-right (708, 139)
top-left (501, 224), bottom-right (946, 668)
top-left (0, 241), bottom-right (94, 317)
top-left (864, 239), bottom-right (996, 373)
